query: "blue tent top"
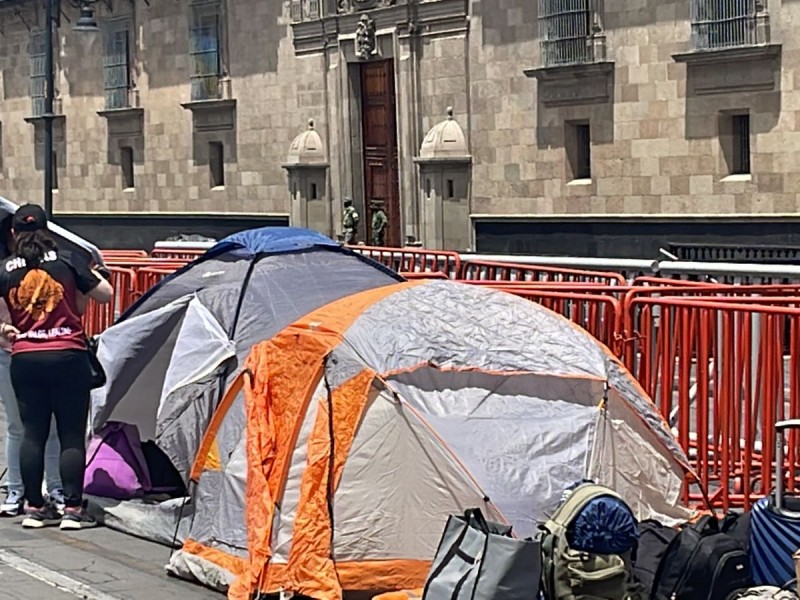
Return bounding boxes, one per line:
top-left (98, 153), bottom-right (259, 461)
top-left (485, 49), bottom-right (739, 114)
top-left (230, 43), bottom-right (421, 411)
top-left (212, 226), bottom-right (338, 256)
top-left (118, 226), bottom-right (402, 323)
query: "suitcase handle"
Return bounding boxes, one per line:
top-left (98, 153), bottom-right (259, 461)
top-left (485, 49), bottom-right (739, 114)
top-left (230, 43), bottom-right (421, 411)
top-left (775, 420), bottom-right (800, 511)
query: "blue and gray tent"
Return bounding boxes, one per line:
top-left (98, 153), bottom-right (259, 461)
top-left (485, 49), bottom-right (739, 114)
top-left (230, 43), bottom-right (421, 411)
top-left (88, 227), bottom-right (402, 543)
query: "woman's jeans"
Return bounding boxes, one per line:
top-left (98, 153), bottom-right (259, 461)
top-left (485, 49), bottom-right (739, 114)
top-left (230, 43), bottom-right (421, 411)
top-left (0, 350), bottom-right (62, 495)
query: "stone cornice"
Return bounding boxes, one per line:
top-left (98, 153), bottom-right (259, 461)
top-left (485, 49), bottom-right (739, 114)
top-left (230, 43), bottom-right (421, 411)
top-left (524, 61), bottom-right (615, 107)
top-left (675, 45), bottom-right (782, 96)
top-left (673, 43), bottom-right (781, 66)
top-left (291, 0), bottom-right (468, 55)
top-left (282, 162), bottom-right (330, 170)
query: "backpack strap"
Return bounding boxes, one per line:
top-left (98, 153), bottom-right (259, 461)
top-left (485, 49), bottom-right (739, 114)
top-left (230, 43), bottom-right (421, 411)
top-left (545, 484), bottom-right (623, 537)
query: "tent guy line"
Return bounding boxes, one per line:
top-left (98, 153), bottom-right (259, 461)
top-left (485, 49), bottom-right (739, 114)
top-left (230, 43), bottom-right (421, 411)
top-left (0, 549), bottom-right (123, 600)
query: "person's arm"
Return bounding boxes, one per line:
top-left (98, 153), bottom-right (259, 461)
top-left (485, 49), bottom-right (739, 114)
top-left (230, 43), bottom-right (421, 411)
top-left (87, 269), bottom-right (113, 304)
top-left (71, 260), bottom-right (113, 305)
top-left (0, 298), bottom-right (17, 342)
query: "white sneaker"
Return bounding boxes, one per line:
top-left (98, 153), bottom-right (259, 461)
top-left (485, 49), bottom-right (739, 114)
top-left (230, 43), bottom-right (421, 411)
top-left (48, 489), bottom-right (66, 514)
top-left (0, 490), bottom-right (24, 516)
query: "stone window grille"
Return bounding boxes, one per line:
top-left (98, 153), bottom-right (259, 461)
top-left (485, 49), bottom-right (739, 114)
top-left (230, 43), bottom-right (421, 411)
top-left (29, 30), bottom-right (47, 117)
top-left (691, 0), bottom-right (759, 51)
top-left (102, 19), bottom-right (132, 110)
top-left (290, 0), bottom-right (322, 23)
top-left (189, 0), bottom-right (222, 101)
top-left (538, 0), bottom-right (595, 67)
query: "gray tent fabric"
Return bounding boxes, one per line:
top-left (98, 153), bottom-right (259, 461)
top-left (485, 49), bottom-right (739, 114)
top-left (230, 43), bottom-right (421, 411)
top-left (87, 232), bottom-right (401, 546)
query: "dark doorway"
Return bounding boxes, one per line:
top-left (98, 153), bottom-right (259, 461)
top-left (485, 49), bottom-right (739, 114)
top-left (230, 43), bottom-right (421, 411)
top-left (360, 60), bottom-right (401, 247)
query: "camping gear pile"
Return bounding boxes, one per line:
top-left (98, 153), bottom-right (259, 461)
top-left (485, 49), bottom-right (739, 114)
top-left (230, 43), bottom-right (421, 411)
top-left (416, 423), bottom-right (800, 599)
top-left (80, 227), bottom-right (800, 600)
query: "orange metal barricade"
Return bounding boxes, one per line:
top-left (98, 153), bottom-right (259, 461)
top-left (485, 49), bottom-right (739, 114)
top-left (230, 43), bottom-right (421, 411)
top-left (399, 272), bottom-right (450, 280)
top-left (133, 267), bottom-right (179, 300)
top-left (622, 284), bottom-right (800, 370)
top-left (460, 259), bottom-right (626, 286)
top-left (348, 245), bottom-right (462, 278)
top-left (89, 245), bottom-right (800, 513)
top-left (625, 296), bottom-right (800, 510)
top-left (82, 267), bottom-right (136, 337)
top-left (100, 249), bottom-right (149, 259)
top-left (103, 257), bottom-right (190, 269)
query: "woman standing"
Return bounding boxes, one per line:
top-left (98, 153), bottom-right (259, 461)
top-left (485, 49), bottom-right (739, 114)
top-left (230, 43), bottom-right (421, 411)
top-left (0, 215), bottom-right (64, 516)
top-left (0, 205), bottom-right (112, 529)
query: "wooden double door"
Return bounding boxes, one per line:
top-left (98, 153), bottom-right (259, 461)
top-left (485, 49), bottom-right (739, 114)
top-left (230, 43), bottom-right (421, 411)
top-left (360, 60), bottom-right (401, 247)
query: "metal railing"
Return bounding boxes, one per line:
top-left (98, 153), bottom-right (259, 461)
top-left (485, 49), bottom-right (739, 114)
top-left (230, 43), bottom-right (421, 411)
top-left (538, 0), bottom-right (594, 66)
top-left (668, 242), bottom-right (800, 265)
top-left (691, 0), bottom-right (758, 51)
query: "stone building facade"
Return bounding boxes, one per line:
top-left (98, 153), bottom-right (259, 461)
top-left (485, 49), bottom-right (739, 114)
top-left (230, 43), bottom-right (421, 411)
top-left (0, 0), bottom-right (796, 255)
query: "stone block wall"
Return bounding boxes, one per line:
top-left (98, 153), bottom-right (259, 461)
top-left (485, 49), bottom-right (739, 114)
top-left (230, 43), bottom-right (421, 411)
top-left (0, 0), bottom-right (797, 243)
top-left (467, 0), bottom-right (800, 218)
top-left (0, 0), bottom-right (312, 217)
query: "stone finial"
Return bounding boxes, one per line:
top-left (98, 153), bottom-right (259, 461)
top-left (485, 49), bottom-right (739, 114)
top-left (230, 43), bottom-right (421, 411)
top-left (417, 106), bottom-right (469, 161)
top-left (285, 117), bottom-right (327, 165)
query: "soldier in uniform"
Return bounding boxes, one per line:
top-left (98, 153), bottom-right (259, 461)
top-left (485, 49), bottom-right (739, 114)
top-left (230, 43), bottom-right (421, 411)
top-left (371, 199), bottom-right (388, 247)
top-left (342, 198), bottom-right (359, 245)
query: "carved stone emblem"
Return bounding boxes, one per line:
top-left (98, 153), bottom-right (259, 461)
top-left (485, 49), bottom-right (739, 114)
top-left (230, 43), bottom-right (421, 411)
top-left (355, 14), bottom-right (377, 60)
top-left (338, 0), bottom-right (395, 14)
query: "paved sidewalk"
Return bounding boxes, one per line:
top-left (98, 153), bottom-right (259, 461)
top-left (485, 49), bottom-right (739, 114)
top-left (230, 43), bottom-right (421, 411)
top-left (0, 516), bottom-right (222, 599)
top-left (0, 407), bottom-right (222, 599)
top-left (0, 561), bottom-right (76, 600)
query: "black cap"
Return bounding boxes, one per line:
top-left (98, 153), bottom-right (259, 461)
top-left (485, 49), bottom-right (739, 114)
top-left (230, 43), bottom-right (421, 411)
top-left (12, 204), bottom-right (47, 233)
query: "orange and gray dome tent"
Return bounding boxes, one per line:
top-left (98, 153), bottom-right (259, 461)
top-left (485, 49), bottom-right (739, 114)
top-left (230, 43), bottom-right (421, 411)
top-left (167, 279), bottom-right (695, 600)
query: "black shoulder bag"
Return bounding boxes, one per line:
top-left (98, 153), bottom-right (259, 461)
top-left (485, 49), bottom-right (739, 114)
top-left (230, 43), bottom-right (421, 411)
top-left (85, 334), bottom-right (107, 390)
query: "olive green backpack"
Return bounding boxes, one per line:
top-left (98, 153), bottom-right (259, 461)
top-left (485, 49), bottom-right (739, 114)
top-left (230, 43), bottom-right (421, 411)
top-left (540, 484), bottom-right (644, 600)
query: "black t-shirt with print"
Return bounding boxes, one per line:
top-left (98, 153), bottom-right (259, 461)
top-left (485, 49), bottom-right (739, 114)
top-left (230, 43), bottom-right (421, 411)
top-left (0, 250), bottom-right (100, 354)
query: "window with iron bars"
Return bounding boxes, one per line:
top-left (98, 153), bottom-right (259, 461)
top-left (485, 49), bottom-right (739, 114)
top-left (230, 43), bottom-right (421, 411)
top-left (102, 19), bottom-right (132, 110)
top-left (290, 0), bottom-right (321, 23)
top-left (29, 31), bottom-right (47, 117)
top-left (189, 1), bottom-right (222, 101)
top-left (691, 0), bottom-right (758, 51)
top-left (538, 0), bottom-right (594, 67)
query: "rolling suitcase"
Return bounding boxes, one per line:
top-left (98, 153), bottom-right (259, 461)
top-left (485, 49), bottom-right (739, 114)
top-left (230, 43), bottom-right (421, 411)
top-left (750, 419), bottom-right (800, 587)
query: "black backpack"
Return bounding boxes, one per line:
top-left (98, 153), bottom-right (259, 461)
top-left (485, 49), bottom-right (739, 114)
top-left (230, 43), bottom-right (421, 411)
top-left (651, 515), bottom-right (750, 600)
top-left (720, 510), bottom-right (750, 554)
top-left (632, 520), bottom-right (679, 597)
